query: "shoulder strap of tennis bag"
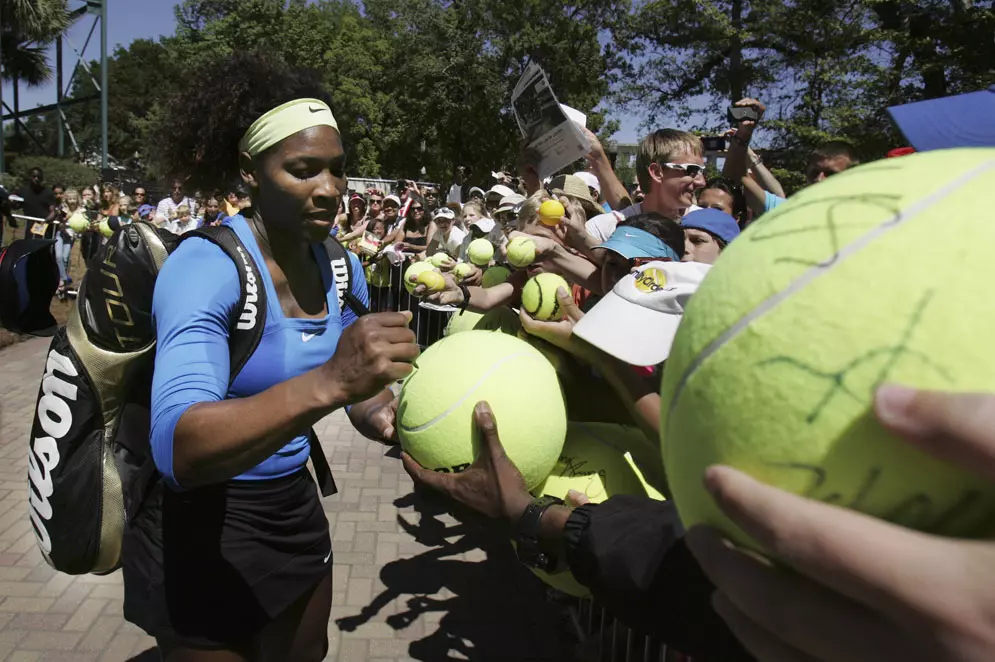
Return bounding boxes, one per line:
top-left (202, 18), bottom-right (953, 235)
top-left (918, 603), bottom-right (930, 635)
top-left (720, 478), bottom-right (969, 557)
top-left (191, 227), bottom-right (340, 498)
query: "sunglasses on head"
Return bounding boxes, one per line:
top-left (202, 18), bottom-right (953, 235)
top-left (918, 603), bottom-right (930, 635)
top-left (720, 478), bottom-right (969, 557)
top-left (662, 163), bottom-right (707, 177)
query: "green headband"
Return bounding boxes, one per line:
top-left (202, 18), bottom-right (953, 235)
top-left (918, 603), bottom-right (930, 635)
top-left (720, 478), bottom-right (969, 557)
top-left (239, 98), bottom-right (338, 157)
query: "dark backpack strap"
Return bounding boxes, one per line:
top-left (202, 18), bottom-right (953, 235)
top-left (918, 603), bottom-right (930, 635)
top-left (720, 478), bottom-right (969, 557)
top-left (323, 237), bottom-right (368, 316)
top-left (181, 226), bottom-right (337, 497)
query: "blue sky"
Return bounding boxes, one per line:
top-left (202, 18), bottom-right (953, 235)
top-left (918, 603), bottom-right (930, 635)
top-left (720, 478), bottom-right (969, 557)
top-left (3, 0), bottom-right (645, 146)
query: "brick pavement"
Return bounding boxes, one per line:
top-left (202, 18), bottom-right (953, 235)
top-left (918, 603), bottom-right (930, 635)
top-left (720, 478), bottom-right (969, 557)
top-left (0, 337), bottom-right (578, 661)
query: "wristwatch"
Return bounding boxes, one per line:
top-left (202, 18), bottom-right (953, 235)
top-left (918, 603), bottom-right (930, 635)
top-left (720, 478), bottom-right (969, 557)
top-left (514, 495), bottom-right (564, 571)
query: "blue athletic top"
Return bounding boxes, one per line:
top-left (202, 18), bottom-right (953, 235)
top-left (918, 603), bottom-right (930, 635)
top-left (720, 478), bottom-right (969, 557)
top-left (150, 214), bottom-right (368, 490)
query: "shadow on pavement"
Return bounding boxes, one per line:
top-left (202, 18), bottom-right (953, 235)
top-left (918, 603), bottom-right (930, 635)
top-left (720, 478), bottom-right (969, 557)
top-left (335, 487), bottom-right (579, 661)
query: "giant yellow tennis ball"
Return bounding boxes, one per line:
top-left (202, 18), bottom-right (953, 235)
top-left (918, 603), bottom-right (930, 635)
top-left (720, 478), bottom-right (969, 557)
top-left (482, 266), bottom-right (511, 288)
top-left (525, 422), bottom-right (650, 597)
top-left (506, 236), bottom-right (537, 268)
top-left (404, 261), bottom-right (435, 295)
top-left (538, 200), bottom-right (565, 226)
top-left (416, 270), bottom-right (446, 292)
top-left (398, 331), bottom-right (567, 489)
top-left (67, 212), bottom-right (89, 233)
top-left (522, 273), bottom-right (569, 321)
top-left (661, 149), bottom-right (995, 550)
top-left (468, 238), bottom-right (495, 266)
top-left (98, 219), bottom-right (114, 237)
top-left (446, 308), bottom-right (522, 337)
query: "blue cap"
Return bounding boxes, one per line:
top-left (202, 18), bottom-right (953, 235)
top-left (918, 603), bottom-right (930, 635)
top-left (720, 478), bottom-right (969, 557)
top-left (888, 86), bottom-right (995, 151)
top-left (681, 208), bottom-right (740, 244)
top-left (598, 226), bottom-right (681, 261)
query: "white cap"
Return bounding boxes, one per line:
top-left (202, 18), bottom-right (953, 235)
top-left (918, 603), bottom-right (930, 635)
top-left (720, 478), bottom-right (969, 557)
top-left (573, 261), bottom-right (711, 366)
top-left (573, 171), bottom-right (601, 195)
top-left (470, 217), bottom-right (496, 233)
top-left (486, 184), bottom-right (516, 200)
top-left (432, 207), bottom-right (456, 221)
top-left (494, 193), bottom-right (526, 215)
top-left (383, 195), bottom-right (401, 207)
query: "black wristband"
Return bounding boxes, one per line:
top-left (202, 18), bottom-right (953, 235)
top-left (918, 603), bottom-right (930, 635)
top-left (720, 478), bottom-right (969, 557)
top-left (514, 495), bottom-right (564, 571)
top-left (458, 283), bottom-right (471, 311)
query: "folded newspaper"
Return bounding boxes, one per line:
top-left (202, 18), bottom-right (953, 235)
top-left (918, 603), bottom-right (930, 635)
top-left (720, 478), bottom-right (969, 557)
top-left (512, 62), bottom-right (591, 180)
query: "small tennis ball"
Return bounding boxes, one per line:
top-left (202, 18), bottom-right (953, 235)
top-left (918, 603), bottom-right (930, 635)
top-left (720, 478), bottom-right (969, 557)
top-left (98, 219), bottom-right (113, 237)
top-left (468, 238), bottom-right (495, 266)
top-left (446, 308), bottom-right (522, 337)
top-left (398, 331), bottom-right (567, 490)
top-left (482, 266), bottom-right (511, 288)
top-left (416, 270), bottom-right (446, 292)
top-left (506, 236), bottom-right (537, 268)
top-left (524, 422), bottom-right (650, 597)
top-left (453, 263), bottom-right (474, 281)
top-left (522, 273), bottom-right (569, 321)
top-left (404, 261), bottom-right (435, 295)
top-left (661, 149), bottom-right (995, 552)
top-left (429, 252), bottom-right (452, 268)
top-left (67, 213), bottom-right (88, 233)
top-left (538, 200), bottom-right (565, 226)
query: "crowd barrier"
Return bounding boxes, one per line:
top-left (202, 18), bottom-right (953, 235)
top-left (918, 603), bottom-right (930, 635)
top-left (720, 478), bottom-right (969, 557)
top-left (572, 598), bottom-right (688, 662)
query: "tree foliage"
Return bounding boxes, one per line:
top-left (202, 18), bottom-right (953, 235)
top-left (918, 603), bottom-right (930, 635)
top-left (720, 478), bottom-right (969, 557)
top-left (5, 0), bottom-right (994, 182)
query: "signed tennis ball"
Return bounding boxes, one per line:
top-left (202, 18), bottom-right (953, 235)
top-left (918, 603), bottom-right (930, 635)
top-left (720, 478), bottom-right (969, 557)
top-left (398, 331), bottom-right (567, 490)
top-left (453, 262), bottom-right (474, 281)
top-left (522, 273), bottom-right (569, 321)
top-left (416, 270), bottom-right (446, 292)
top-left (404, 261), bottom-right (435, 295)
top-left (525, 422), bottom-right (651, 597)
top-left (468, 238), bottom-right (495, 266)
top-left (506, 236), bottom-right (537, 268)
top-left (482, 266), bottom-right (511, 288)
top-left (660, 149), bottom-right (995, 550)
top-left (538, 200), bottom-right (565, 226)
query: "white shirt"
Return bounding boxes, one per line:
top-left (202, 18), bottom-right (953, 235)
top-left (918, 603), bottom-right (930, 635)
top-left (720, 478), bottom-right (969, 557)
top-left (170, 217), bottom-right (200, 235)
top-left (155, 196), bottom-right (196, 225)
top-left (585, 203), bottom-right (702, 242)
top-left (428, 225), bottom-right (466, 258)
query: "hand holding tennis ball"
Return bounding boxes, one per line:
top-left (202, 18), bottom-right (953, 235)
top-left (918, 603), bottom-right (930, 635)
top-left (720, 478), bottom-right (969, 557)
top-left (538, 200), bottom-right (565, 227)
top-left (453, 263), bottom-right (474, 281)
top-left (416, 270), bottom-right (446, 292)
top-left (429, 252), bottom-right (454, 269)
top-left (522, 273), bottom-right (570, 321)
top-left (506, 236), bottom-right (537, 268)
top-left (467, 238), bottom-right (495, 266)
top-left (404, 261), bottom-right (436, 295)
top-left (67, 212), bottom-right (89, 233)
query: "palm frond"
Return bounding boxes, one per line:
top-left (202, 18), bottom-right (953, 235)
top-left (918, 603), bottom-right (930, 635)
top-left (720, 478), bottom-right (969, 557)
top-left (0, 40), bottom-right (53, 85)
top-left (1, 0), bottom-right (70, 41)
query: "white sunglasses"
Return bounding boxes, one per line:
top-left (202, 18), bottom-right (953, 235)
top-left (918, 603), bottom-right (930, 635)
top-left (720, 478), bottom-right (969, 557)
top-left (662, 162), bottom-right (707, 177)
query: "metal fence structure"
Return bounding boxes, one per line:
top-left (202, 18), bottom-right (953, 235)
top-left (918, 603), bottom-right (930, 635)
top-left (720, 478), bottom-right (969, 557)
top-left (570, 598), bottom-right (689, 662)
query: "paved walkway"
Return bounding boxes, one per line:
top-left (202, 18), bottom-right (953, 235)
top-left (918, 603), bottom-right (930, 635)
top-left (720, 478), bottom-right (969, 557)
top-left (0, 337), bottom-right (576, 661)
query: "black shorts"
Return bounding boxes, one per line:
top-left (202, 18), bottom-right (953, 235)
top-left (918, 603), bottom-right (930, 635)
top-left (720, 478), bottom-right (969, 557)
top-left (122, 468), bottom-right (331, 649)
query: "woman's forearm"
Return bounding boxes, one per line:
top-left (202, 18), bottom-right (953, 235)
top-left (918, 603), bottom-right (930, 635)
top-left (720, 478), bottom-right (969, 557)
top-left (548, 245), bottom-right (601, 293)
top-left (172, 366), bottom-right (347, 488)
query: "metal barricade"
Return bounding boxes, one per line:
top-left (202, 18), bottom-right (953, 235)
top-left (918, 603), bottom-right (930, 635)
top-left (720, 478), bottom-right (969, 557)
top-left (365, 256), bottom-right (450, 348)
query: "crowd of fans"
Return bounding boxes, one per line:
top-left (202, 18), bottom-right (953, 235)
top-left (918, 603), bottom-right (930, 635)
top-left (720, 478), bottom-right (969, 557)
top-left (4, 63), bottom-right (995, 662)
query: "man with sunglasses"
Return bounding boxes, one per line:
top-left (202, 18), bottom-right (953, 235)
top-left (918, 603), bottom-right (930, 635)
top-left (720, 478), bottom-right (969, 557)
top-left (154, 178), bottom-right (197, 227)
top-left (723, 98), bottom-right (859, 217)
top-left (585, 129), bottom-right (706, 243)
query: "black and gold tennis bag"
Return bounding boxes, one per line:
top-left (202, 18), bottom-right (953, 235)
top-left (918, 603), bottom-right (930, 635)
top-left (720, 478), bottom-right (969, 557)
top-left (27, 221), bottom-right (351, 574)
